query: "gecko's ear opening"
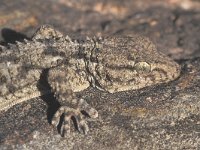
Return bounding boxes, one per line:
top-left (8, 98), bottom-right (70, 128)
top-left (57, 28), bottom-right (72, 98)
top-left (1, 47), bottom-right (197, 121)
top-left (32, 25), bottom-right (63, 40)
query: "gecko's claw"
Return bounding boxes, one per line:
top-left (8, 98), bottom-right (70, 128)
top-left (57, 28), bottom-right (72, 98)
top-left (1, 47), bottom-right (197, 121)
top-left (51, 99), bottom-right (98, 136)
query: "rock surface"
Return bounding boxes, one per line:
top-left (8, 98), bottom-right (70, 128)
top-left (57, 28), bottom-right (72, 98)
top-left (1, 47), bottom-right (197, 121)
top-left (0, 0), bottom-right (200, 149)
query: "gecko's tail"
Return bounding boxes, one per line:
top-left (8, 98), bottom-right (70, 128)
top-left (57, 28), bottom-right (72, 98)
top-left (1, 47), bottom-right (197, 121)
top-left (0, 88), bottom-right (51, 112)
top-left (0, 91), bottom-right (42, 112)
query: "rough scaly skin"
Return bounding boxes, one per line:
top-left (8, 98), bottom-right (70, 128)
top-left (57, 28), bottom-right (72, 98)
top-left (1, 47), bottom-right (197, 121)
top-left (0, 25), bottom-right (181, 136)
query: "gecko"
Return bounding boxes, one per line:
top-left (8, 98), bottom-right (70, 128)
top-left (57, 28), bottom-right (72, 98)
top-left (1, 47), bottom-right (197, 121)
top-left (0, 25), bottom-right (181, 137)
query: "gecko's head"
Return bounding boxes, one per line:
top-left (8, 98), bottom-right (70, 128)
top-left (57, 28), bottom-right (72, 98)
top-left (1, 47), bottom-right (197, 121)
top-left (95, 36), bottom-right (181, 92)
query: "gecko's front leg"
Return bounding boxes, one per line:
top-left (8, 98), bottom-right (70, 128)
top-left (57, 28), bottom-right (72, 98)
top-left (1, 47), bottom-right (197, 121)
top-left (48, 65), bottom-right (98, 136)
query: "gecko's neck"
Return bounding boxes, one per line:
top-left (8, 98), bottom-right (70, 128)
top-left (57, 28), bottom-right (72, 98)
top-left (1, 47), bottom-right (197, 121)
top-left (76, 36), bottom-right (103, 56)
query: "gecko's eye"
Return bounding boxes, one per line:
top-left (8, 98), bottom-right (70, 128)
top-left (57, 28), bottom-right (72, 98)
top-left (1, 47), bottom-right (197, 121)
top-left (134, 62), bottom-right (151, 73)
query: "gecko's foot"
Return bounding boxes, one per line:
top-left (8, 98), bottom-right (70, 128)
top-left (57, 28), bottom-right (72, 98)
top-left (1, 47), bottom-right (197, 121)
top-left (51, 99), bottom-right (98, 136)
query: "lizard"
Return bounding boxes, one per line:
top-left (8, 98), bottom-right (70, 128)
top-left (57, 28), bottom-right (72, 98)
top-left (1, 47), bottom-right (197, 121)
top-left (0, 25), bottom-right (181, 137)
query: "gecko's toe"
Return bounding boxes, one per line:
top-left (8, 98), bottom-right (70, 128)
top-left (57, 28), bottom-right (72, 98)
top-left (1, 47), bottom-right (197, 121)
top-left (51, 106), bottom-right (74, 136)
top-left (51, 101), bottom-right (98, 136)
top-left (51, 106), bottom-right (66, 127)
top-left (78, 99), bottom-right (98, 118)
top-left (61, 115), bottom-right (71, 137)
top-left (74, 113), bottom-right (89, 134)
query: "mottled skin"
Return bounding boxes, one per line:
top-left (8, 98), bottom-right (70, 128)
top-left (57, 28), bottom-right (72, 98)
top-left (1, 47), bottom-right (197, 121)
top-left (0, 25), bottom-right (180, 136)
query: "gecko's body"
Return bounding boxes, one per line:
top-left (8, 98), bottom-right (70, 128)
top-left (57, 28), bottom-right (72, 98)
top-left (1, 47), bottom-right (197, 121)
top-left (0, 25), bottom-right (180, 136)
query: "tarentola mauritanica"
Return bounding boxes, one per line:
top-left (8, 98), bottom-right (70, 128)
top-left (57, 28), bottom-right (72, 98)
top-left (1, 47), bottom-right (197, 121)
top-left (0, 25), bottom-right (181, 136)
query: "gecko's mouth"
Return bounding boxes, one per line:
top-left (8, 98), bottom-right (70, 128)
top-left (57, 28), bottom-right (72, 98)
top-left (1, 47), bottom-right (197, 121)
top-left (106, 61), bottom-right (151, 74)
